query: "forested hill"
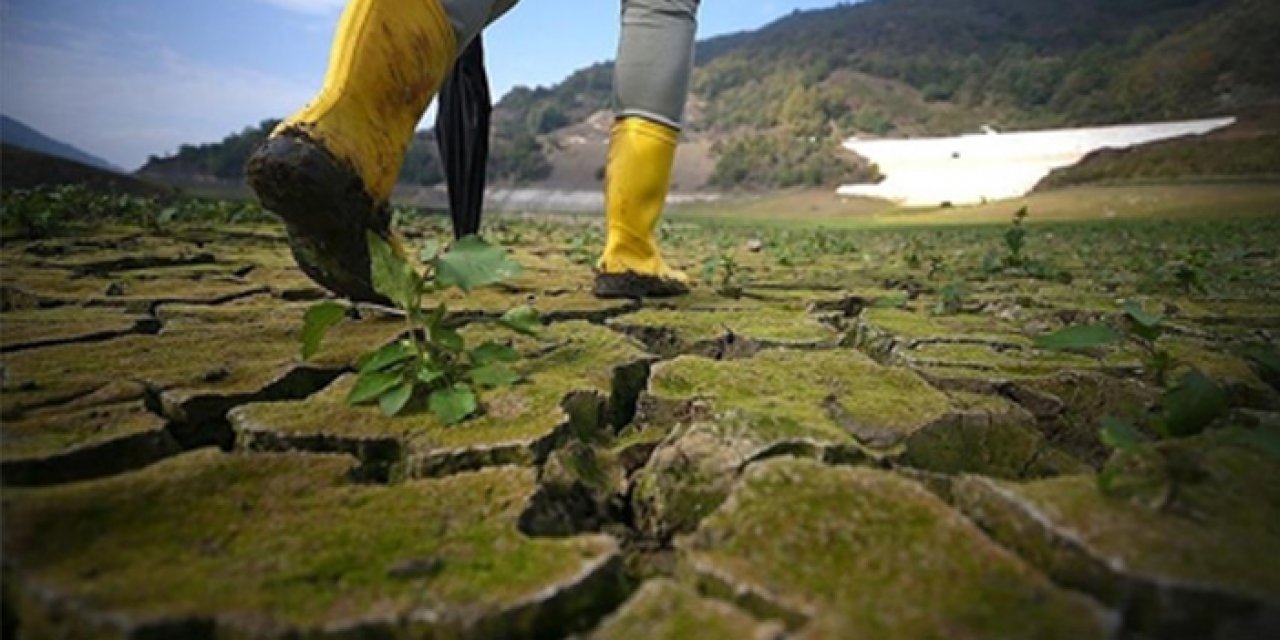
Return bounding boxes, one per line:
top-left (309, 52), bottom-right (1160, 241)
top-left (514, 0), bottom-right (1277, 137)
top-left (142, 0), bottom-right (1280, 190)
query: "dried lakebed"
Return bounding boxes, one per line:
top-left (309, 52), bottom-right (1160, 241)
top-left (2, 220), bottom-right (1279, 639)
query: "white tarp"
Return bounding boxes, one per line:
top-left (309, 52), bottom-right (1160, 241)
top-left (836, 117), bottom-right (1235, 207)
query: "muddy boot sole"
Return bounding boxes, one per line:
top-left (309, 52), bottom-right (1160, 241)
top-left (593, 272), bottom-right (690, 299)
top-left (246, 129), bottom-right (391, 304)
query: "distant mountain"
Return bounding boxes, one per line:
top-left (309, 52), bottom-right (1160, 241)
top-left (1, 144), bottom-right (171, 196)
top-left (495, 0), bottom-right (1278, 188)
top-left (0, 116), bottom-right (120, 174)
top-left (146, 0), bottom-right (1280, 192)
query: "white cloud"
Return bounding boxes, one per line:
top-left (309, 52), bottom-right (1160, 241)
top-left (254, 0), bottom-right (345, 15)
top-left (1, 32), bottom-right (315, 170)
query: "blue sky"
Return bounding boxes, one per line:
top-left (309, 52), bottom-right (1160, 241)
top-left (1, 0), bottom-right (842, 171)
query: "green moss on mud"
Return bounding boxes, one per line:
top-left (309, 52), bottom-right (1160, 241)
top-left (681, 458), bottom-right (1110, 638)
top-left (230, 322), bottom-right (649, 471)
top-left (1, 401), bottom-right (165, 461)
top-left (956, 442), bottom-right (1280, 603)
top-left (3, 450), bottom-right (617, 634)
top-left (0, 304), bottom-right (400, 419)
top-left (0, 307), bottom-right (148, 350)
top-left (907, 342), bottom-right (1103, 375)
top-left (649, 350), bottom-right (950, 448)
top-left (859, 308), bottom-right (1026, 344)
top-left (590, 579), bottom-right (779, 640)
top-left (612, 308), bottom-right (837, 347)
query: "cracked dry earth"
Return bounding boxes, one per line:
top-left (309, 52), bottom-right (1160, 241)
top-left (2, 219), bottom-right (1279, 640)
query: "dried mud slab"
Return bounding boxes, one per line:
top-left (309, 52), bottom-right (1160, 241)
top-left (1012, 371), bottom-right (1161, 467)
top-left (853, 307), bottom-right (1133, 378)
top-left (610, 308), bottom-right (839, 359)
top-left (3, 450), bottom-right (625, 639)
top-left (436, 286), bottom-right (640, 324)
top-left (955, 441), bottom-right (1280, 639)
top-left (1166, 339), bottom-right (1279, 409)
top-left (1, 400), bottom-right (179, 486)
top-left (1166, 298), bottom-right (1280, 330)
top-left (679, 458), bottom-right (1114, 638)
top-left (0, 306), bottom-right (159, 353)
top-left (589, 579), bottom-right (784, 640)
top-left (1, 303), bottom-right (402, 434)
top-left (54, 249), bottom-right (216, 276)
top-left (629, 350), bottom-right (1078, 538)
top-left (230, 322), bottom-right (654, 480)
top-left (1, 262), bottom-right (269, 310)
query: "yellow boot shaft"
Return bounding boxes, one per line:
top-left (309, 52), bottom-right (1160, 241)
top-left (279, 0), bottom-right (457, 203)
top-left (598, 117), bottom-right (687, 283)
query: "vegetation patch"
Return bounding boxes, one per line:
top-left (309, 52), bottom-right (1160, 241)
top-left (956, 438), bottom-right (1280, 637)
top-left (681, 458), bottom-right (1112, 638)
top-left (588, 578), bottom-right (782, 640)
top-left (3, 450), bottom-right (624, 638)
top-left (233, 322), bottom-right (651, 479)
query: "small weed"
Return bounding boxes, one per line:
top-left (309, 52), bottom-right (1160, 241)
top-left (933, 283), bottom-right (969, 315)
top-left (302, 232), bottom-right (539, 424)
top-left (1003, 207), bottom-right (1028, 268)
top-left (566, 229), bottom-right (599, 266)
top-left (702, 248), bottom-right (743, 298)
top-left (987, 207), bottom-right (1072, 283)
top-left (1038, 305), bottom-right (1280, 512)
top-left (1035, 300), bottom-right (1177, 386)
top-left (1093, 371), bottom-right (1280, 514)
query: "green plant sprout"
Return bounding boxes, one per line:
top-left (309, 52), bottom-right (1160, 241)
top-left (702, 248), bottom-right (743, 298)
top-left (926, 254), bottom-right (947, 280)
top-left (302, 232), bottom-right (540, 424)
top-left (933, 283), bottom-right (969, 315)
top-left (1034, 300), bottom-right (1176, 385)
top-left (1038, 305), bottom-right (1280, 510)
top-left (984, 207), bottom-right (1072, 283)
top-left (1003, 206), bottom-right (1028, 268)
top-left (566, 229), bottom-right (598, 266)
top-left (1094, 371), bottom-right (1278, 513)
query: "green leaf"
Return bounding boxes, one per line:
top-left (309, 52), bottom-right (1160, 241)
top-left (430, 325), bottom-right (465, 352)
top-left (1223, 427), bottom-right (1280, 459)
top-left (435, 235), bottom-right (522, 293)
top-left (419, 239), bottom-right (442, 263)
top-left (417, 363), bottom-right (446, 386)
top-left (872, 295), bottom-right (908, 309)
top-left (469, 363), bottom-right (521, 388)
top-left (1248, 344), bottom-right (1280, 377)
top-left (1123, 300), bottom-right (1163, 329)
top-left (424, 302), bottom-right (448, 329)
top-left (358, 340), bottom-right (414, 373)
top-left (429, 384), bottom-right (478, 425)
top-left (499, 305), bottom-right (541, 336)
top-left (300, 301), bottom-right (347, 360)
top-left (1034, 324), bottom-right (1123, 351)
top-left (379, 382), bottom-right (414, 417)
top-left (1099, 416), bottom-right (1147, 452)
top-left (1096, 465), bottom-right (1120, 494)
top-left (701, 256), bottom-right (720, 283)
top-left (1161, 369), bottom-right (1227, 437)
top-left (470, 341), bottom-right (520, 366)
top-left (347, 370), bottom-right (404, 405)
top-left (367, 231), bottom-right (421, 309)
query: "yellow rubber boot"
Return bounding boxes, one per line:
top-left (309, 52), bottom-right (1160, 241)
top-left (246, 0), bottom-right (456, 303)
top-left (281, 0), bottom-right (455, 202)
top-left (594, 117), bottom-right (690, 299)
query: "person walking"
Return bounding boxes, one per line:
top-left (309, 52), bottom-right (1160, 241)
top-left (247, 0), bottom-right (700, 302)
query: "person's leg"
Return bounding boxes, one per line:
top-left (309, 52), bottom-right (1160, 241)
top-left (595, 0), bottom-right (700, 299)
top-left (247, 0), bottom-right (517, 303)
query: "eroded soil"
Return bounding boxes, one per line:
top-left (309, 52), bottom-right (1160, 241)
top-left (2, 214), bottom-right (1279, 639)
